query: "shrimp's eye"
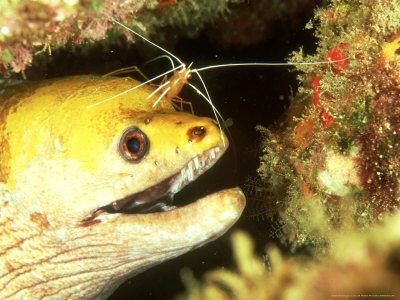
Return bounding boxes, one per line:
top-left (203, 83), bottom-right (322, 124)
top-left (119, 127), bottom-right (149, 162)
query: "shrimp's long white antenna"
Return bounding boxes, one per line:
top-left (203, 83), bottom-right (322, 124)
top-left (148, 80), bottom-right (171, 100)
top-left (152, 86), bottom-right (171, 108)
top-left (194, 58), bottom-right (350, 72)
top-left (144, 55), bottom-right (176, 70)
top-left (112, 18), bottom-right (184, 66)
top-left (187, 82), bottom-right (225, 121)
top-left (190, 69), bottom-right (226, 146)
top-left (86, 65), bottom-right (182, 108)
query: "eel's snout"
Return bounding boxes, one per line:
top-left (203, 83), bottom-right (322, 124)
top-left (195, 187), bottom-right (246, 243)
top-left (161, 187), bottom-right (246, 246)
top-left (201, 187), bottom-right (246, 225)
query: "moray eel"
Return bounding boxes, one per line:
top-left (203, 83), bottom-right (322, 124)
top-left (0, 75), bottom-right (245, 299)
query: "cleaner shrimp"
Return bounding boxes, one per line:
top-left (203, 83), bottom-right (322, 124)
top-left (87, 18), bottom-right (350, 146)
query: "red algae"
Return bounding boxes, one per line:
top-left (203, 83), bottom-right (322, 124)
top-left (256, 0), bottom-right (400, 250)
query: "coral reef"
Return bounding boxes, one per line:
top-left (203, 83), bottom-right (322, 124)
top-left (0, 0), bottom-right (326, 77)
top-left (253, 0), bottom-right (400, 250)
top-left (0, 0), bottom-right (243, 75)
top-left (178, 212), bottom-right (400, 299)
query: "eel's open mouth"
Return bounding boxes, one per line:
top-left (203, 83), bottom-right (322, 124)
top-left (98, 146), bottom-right (225, 215)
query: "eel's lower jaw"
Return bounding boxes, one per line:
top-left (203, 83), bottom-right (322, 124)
top-left (82, 188), bottom-right (245, 251)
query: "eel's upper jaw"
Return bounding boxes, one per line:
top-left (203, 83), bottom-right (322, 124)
top-left (168, 146), bottom-right (224, 195)
top-left (89, 145), bottom-right (227, 218)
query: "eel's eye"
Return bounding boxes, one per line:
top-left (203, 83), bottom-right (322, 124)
top-left (119, 127), bottom-right (149, 162)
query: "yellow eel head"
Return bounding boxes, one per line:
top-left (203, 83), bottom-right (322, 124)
top-left (0, 75), bottom-right (245, 299)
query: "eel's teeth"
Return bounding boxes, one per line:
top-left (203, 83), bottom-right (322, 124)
top-left (187, 160), bottom-right (194, 182)
top-left (169, 147), bottom-right (223, 195)
top-left (209, 149), bottom-right (216, 160)
top-left (193, 157), bottom-right (200, 169)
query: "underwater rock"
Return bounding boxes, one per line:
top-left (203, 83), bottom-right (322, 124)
top-left (255, 0), bottom-right (400, 250)
top-left (0, 0), bottom-right (244, 74)
top-left (0, 0), bottom-right (323, 76)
